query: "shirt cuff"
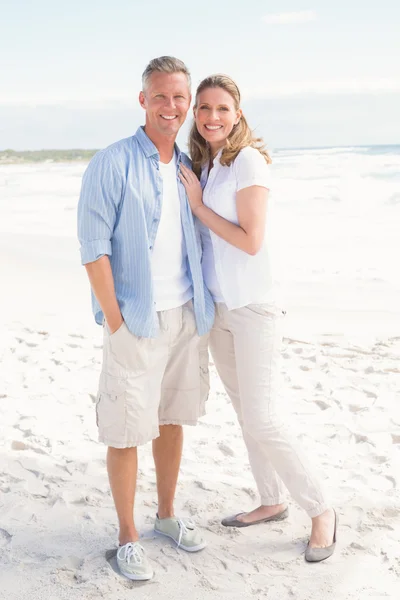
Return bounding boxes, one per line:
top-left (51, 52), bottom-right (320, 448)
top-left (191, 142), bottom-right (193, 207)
top-left (80, 239), bottom-right (112, 265)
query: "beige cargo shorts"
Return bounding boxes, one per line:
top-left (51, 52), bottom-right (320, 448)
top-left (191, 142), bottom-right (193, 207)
top-left (96, 301), bottom-right (210, 448)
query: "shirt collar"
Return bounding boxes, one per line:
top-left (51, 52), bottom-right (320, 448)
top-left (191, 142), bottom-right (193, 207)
top-left (214, 148), bottom-right (223, 162)
top-left (135, 126), bottom-right (183, 162)
top-left (200, 147), bottom-right (224, 188)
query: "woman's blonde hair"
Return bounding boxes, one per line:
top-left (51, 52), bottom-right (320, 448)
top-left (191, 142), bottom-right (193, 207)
top-left (189, 74), bottom-right (271, 177)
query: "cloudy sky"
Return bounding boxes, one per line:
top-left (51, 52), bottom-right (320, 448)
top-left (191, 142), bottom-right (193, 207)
top-left (1, 0), bottom-right (399, 150)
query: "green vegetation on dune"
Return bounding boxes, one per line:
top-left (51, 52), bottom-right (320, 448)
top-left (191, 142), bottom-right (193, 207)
top-left (0, 149), bottom-right (98, 163)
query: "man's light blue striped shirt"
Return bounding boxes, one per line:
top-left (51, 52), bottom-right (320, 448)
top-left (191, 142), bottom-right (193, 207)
top-left (77, 126), bottom-right (214, 338)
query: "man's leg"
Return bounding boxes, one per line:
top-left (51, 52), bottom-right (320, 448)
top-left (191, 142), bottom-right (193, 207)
top-left (152, 425), bottom-right (183, 519)
top-left (151, 305), bottom-right (208, 551)
top-left (107, 447), bottom-right (139, 545)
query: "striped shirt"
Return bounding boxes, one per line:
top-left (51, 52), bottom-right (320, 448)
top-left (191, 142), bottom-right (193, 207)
top-left (77, 126), bottom-right (214, 338)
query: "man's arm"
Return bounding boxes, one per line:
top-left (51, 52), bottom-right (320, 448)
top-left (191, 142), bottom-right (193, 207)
top-left (77, 151), bottom-right (123, 333)
top-left (85, 256), bottom-right (123, 334)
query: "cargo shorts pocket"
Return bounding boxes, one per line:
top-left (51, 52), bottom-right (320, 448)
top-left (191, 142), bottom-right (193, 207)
top-left (107, 322), bottom-right (149, 374)
top-left (96, 372), bottom-right (127, 441)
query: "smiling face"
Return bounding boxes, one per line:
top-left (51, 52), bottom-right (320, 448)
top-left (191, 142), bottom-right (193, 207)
top-left (194, 86), bottom-right (242, 154)
top-left (139, 71), bottom-right (191, 140)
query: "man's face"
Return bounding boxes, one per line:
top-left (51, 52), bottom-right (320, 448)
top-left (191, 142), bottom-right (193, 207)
top-left (139, 72), bottom-right (191, 138)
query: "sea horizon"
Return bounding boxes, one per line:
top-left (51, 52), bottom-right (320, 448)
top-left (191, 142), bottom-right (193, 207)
top-left (1, 142), bottom-right (400, 164)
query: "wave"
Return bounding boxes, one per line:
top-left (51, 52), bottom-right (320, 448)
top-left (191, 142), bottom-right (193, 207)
top-left (275, 144), bottom-right (400, 158)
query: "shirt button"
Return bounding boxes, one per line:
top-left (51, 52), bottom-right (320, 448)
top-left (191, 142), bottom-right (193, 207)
top-left (149, 245), bottom-right (153, 250)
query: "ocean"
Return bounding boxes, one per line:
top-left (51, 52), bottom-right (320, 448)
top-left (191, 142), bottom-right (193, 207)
top-left (270, 145), bottom-right (400, 337)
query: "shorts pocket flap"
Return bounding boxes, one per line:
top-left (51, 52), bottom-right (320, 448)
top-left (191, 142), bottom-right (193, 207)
top-left (98, 372), bottom-right (127, 398)
top-left (246, 304), bottom-right (286, 318)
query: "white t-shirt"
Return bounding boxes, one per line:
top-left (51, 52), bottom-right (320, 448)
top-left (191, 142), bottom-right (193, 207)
top-left (152, 156), bottom-right (193, 311)
top-left (200, 146), bottom-right (274, 309)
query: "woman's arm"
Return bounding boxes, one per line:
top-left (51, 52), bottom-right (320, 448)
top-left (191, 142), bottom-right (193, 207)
top-left (194, 187), bottom-right (268, 255)
top-left (179, 164), bottom-right (268, 256)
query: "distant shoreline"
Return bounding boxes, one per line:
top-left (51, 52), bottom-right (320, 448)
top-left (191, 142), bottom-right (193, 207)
top-left (0, 149), bottom-right (98, 164)
top-left (1, 144), bottom-right (399, 164)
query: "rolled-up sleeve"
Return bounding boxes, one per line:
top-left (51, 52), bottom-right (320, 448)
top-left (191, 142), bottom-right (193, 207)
top-left (235, 147), bottom-right (272, 192)
top-left (77, 150), bottom-right (122, 265)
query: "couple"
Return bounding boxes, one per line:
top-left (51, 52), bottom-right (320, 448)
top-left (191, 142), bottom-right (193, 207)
top-left (77, 56), bottom-right (337, 581)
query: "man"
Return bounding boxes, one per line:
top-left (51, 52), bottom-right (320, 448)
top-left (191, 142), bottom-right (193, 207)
top-left (77, 56), bottom-right (214, 581)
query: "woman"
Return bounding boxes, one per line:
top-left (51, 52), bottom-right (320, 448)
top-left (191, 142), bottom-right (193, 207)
top-left (179, 74), bottom-right (337, 562)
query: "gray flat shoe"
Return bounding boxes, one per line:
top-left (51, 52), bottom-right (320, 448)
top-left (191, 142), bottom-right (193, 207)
top-left (221, 507), bottom-right (289, 528)
top-left (305, 509), bottom-right (338, 563)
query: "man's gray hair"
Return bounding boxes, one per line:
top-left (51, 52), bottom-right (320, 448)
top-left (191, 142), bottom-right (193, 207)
top-left (142, 56), bottom-right (191, 91)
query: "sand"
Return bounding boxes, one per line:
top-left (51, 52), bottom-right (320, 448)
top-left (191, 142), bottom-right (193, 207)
top-left (1, 159), bottom-right (399, 599)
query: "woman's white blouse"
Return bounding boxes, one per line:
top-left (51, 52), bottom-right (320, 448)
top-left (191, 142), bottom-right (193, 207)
top-left (199, 146), bottom-right (274, 310)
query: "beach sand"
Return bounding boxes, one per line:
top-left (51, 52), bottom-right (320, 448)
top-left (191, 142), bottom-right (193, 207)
top-left (1, 159), bottom-right (399, 599)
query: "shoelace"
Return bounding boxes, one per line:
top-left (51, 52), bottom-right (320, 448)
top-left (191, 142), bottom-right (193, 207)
top-left (176, 518), bottom-right (195, 549)
top-left (117, 542), bottom-right (144, 565)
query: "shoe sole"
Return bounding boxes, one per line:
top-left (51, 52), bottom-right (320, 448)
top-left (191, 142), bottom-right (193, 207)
top-left (222, 507), bottom-right (289, 528)
top-left (154, 528), bottom-right (207, 552)
top-left (119, 568), bottom-right (154, 581)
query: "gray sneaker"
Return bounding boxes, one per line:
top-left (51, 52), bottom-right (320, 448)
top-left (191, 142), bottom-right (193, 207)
top-left (116, 542), bottom-right (154, 581)
top-left (154, 515), bottom-right (207, 552)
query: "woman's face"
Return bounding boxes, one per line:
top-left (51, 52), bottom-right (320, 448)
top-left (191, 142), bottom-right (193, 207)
top-left (194, 86), bottom-right (241, 152)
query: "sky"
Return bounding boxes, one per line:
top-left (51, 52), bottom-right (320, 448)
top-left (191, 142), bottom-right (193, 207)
top-left (1, 0), bottom-right (399, 150)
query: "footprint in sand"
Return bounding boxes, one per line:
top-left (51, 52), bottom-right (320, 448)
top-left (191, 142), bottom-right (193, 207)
top-left (218, 442), bottom-right (235, 457)
top-left (349, 404), bottom-right (367, 413)
top-left (363, 389), bottom-right (378, 399)
top-left (0, 528), bottom-right (13, 547)
top-left (369, 455), bottom-right (388, 465)
top-left (314, 399), bottom-right (330, 411)
top-left (350, 542), bottom-right (367, 552)
top-left (241, 486), bottom-right (257, 500)
top-left (382, 507), bottom-right (400, 518)
top-left (304, 355), bottom-right (317, 363)
top-left (194, 480), bottom-right (214, 492)
top-left (353, 432), bottom-right (375, 445)
top-left (384, 475), bottom-right (396, 488)
top-left (105, 548), bottom-right (117, 564)
top-left (346, 506), bottom-right (365, 531)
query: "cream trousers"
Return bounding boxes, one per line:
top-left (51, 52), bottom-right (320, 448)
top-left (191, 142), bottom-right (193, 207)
top-left (210, 302), bottom-right (329, 518)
